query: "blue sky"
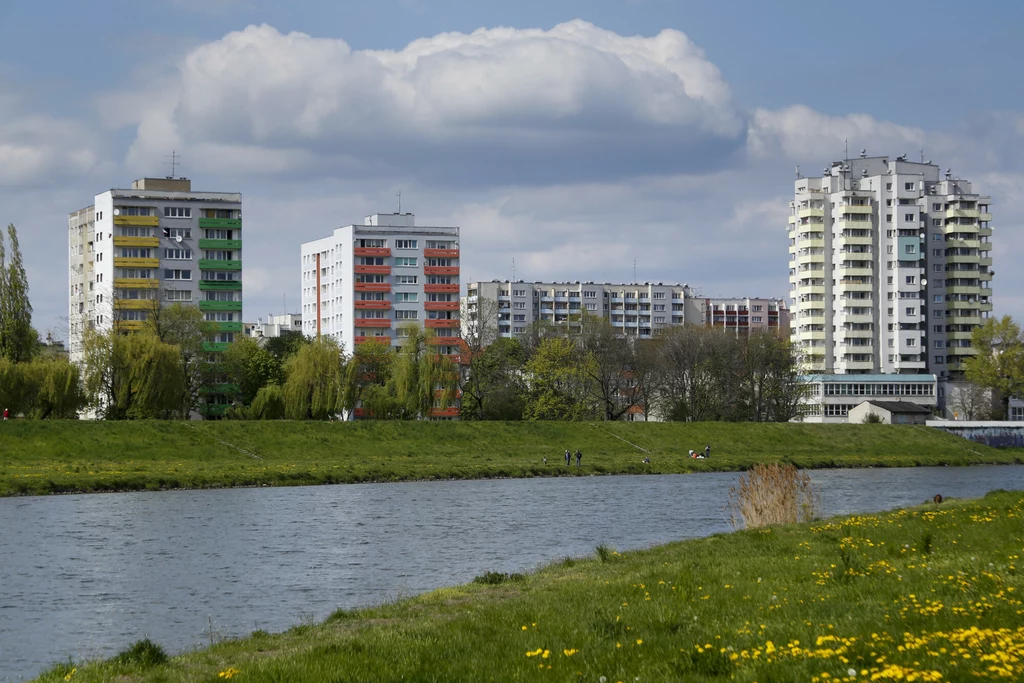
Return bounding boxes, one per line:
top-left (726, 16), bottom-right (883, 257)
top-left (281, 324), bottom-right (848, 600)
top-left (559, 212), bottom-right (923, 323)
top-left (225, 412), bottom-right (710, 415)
top-left (2, 0), bottom-right (1023, 339)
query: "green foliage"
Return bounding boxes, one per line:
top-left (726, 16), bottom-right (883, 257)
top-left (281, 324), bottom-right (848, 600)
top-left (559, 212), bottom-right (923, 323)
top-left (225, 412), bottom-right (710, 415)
top-left (81, 329), bottom-right (186, 419)
top-left (250, 383), bottom-right (286, 420)
top-left (17, 358), bottom-right (86, 419)
top-left (283, 336), bottom-right (346, 419)
top-left (965, 316), bottom-right (1024, 418)
top-left (862, 411), bottom-right (883, 424)
top-left (222, 337), bottom-right (283, 405)
top-left (471, 571), bottom-right (525, 585)
top-left (263, 330), bottom-right (309, 362)
top-left (0, 225), bottom-right (36, 363)
top-left (460, 337), bottom-right (528, 420)
top-left (112, 639), bottom-right (168, 667)
top-left (147, 302), bottom-right (217, 416)
top-left (343, 339), bottom-right (397, 418)
top-left (524, 336), bottom-right (597, 420)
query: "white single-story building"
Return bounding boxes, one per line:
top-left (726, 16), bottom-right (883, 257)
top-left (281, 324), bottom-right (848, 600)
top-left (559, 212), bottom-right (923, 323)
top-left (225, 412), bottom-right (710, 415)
top-left (848, 400), bottom-right (933, 425)
top-left (798, 374), bottom-right (938, 423)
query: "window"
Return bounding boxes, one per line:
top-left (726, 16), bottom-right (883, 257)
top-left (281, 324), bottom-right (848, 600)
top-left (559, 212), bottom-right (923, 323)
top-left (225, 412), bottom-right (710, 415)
top-left (886, 245), bottom-right (894, 254)
top-left (116, 268), bottom-right (154, 279)
top-left (164, 227), bottom-right (191, 239)
top-left (886, 214), bottom-right (892, 223)
top-left (583, 291), bottom-right (597, 298)
top-left (395, 275), bottom-right (418, 284)
top-left (933, 249), bottom-right (942, 257)
top-left (204, 229), bottom-right (233, 240)
top-left (933, 264), bottom-right (943, 273)
top-left (907, 338), bottom-right (916, 347)
top-left (395, 310), bottom-right (418, 319)
top-left (904, 213), bottom-right (914, 222)
top-left (164, 207), bottom-right (192, 218)
top-left (205, 312), bottom-right (236, 322)
top-left (905, 276), bottom-right (916, 285)
top-left (513, 289), bottom-right (526, 297)
top-left (905, 307), bottom-right (915, 316)
top-left (932, 219), bottom-right (942, 227)
top-left (122, 310), bottom-right (148, 321)
top-left (886, 183), bottom-right (892, 190)
top-left (164, 269), bottom-right (192, 280)
top-left (934, 340), bottom-right (944, 348)
top-left (202, 270), bottom-right (240, 281)
top-left (654, 316), bottom-right (666, 323)
top-left (932, 203), bottom-right (942, 211)
top-left (905, 182), bottom-right (914, 191)
top-left (395, 240), bottom-right (417, 249)
top-left (513, 314), bottom-right (526, 322)
top-left (395, 292), bottom-right (418, 302)
top-left (164, 248), bottom-right (192, 260)
top-left (119, 247), bottom-right (153, 258)
top-left (933, 310), bottom-right (943, 318)
top-left (653, 304), bottom-right (665, 311)
top-left (905, 244), bottom-right (916, 254)
top-left (165, 290), bottom-right (192, 301)
top-left (653, 292), bottom-right (666, 299)
top-left (934, 356), bottom-right (944, 364)
top-left (585, 303), bottom-right (597, 311)
top-left (116, 206), bottom-right (155, 217)
top-left (357, 239), bottom-right (386, 248)
top-left (513, 302), bottom-right (526, 309)
top-left (394, 257), bottom-right (417, 267)
top-left (933, 295), bottom-right (943, 303)
top-left (887, 276), bottom-right (893, 284)
top-left (752, 316), bottom-right (762, 322)
top-left (117, 227), bottom-right (154, 237)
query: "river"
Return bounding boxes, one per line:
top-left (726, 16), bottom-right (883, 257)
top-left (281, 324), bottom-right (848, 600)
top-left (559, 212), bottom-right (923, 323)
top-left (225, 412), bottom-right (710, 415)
top-left (2, 465), bottom-right (1023, 681)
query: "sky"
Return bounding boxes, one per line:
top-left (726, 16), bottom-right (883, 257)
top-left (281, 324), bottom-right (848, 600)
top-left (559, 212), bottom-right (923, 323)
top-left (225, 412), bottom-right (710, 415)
top-left (2, 0), bottom-right (1023, 341)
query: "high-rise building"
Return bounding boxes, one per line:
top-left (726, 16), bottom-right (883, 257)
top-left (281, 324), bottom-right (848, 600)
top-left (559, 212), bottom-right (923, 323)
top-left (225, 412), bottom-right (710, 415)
top-left (68, 177), bottom-right (243, 363)
top-left (788, 155), bottom-right (993, 380)
top-left (299, 213), bottom-right (461, 358)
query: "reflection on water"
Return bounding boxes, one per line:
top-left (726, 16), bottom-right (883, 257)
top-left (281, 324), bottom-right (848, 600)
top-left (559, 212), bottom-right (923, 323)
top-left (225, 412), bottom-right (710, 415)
top-left (2, 465), bottom-right (1022, 681)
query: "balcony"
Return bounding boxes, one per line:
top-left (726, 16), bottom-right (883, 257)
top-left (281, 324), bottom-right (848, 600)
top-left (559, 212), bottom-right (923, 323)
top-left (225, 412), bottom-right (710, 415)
top-left (114, 215), bottom-right (159, 227)
top-left (198, 218), bottom-right (242, 229)
top-left (424, 283), bottom-right (459, 294)
top-left (114, 257), bottom-right (159, 269)
top-left (423, 248), bottom-right (459, 258)
top-left (114, 278), bottom-right (159, 289)
top-left (354, 301), bottom-right (391, 310)
top-left (354, 335), bottom-right (390, 345)
top-left (114, 299), bottom-right (155, 310)
top-left (354, 282), bottom-right (391, 292)
top-left (431, 336), bottom-right (462, 345)
top-left (199, 280), bottom-right (242, 291)
top-left (198, 259), bottom-right (242, 270)
top-left (798, 207), bottom-right (825, 218)
top-left (838, 267), bottom-right (874, 277)
top-left (202, 342), bottom-right (231, 353)
top-left (425, 319), bottom-right (458, 329)
top-left (424, 301), bottom-right (459, 311)
top-left (424, 266), bottom-right (459, 276)
top-left (113, 236), bottom-right (159, 248)
top-left (354, 247), bottom-right (391, 257)
top-left (115, 320), bottom-right (147, 332)
top-left (199, 239), bottom-right (242, 250)
top-left (354, 318), bottom-right (391, 327)
top-left (213, 321), bottom-right (244, 333)
top-left (840, 360), bottom-right (875, 370)
top-left (841, 204), bottom-right (873, 214)
top-left (430, 407), bottom-right (460, 418)
top-left (199, 300), bottom-right (242, 311)
top-left (355, 265), bottom-right (391, 275)
top-left (946, 208), bottom-right (979, 219)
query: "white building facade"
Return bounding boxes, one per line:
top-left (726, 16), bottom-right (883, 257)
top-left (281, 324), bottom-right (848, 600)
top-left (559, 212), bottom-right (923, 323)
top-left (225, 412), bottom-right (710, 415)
top-left (246, 313), bottom-right (302, 340)
top-left (799, 374), bottom-right (938, 423)
top-left (300, 213), bottom-right (461, 359)
top-left (788, 155), bottom-right (992, 380)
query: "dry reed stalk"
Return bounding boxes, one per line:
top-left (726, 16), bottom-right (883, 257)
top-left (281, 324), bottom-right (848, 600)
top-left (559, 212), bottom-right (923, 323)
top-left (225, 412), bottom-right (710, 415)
top-left (727, 463), bottom-right (820, 529)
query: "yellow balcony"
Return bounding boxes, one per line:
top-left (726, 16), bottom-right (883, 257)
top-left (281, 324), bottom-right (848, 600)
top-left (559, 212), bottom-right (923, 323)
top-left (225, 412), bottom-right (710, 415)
top-left (979, 227), bottom-right (992, 237)
top-left (949, 330), bottom-right (974, 341)
top-left (113, 278), bottom-right (159, 289)
top-left (799, 208), bottom-right (825, 218)
top-left (114, 257), bottom-right (159, 269)
top-left (841, 204), bottom-right (873, 214)
top-left (788, 215), bottom-right (797, 225)
top-left (115, 320), bottom-right (147, 331)
top-left (114, 215), bottom-right (159, 227)
top-left (949, 315), bottom-right (981, 326)
top-left (947, 253), bottom-right (979, 264)
top-left (945, 239), bottom-right (979, 249)
top-left (948, 300), bottom-right (979, 310)
top-left (946, 285), bottom-right (981, 296)
top-left (114, 299), bottom-right (156, 310)
top-left (979, 256), bottom-right (992, 267)
top-left (840, 328), bottom-right (873, 338)
top-left (113, 236), bottom-right (159, 248)
top-left (980, 302), bottom-right (993, 312)
top-left (839, 314), bottom-right (873, 324)
top-left (979, 272), bottom-right (993, 281)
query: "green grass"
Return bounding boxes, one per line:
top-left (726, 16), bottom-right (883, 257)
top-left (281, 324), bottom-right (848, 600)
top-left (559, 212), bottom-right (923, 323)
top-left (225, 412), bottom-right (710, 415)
top-left (1, 420), bottom-right (1021, 497)
top-left (33, 490), bottom-right (1024, 681)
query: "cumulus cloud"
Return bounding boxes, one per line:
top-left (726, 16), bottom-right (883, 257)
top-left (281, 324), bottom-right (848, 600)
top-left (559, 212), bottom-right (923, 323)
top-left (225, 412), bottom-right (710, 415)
top-left (122, 21), bottom-right (746, 184)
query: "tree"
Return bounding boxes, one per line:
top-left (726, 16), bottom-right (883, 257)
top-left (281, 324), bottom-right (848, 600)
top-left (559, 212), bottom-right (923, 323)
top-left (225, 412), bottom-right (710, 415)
top-left (250, 384), bottom-right (286, 420)
top-left (949, 382), bottom-right (994, 421)
top-left (222, 337), bottom-right (283, 406)
top-left (81, 329), bottom-right (185, 419)
top-left (0, 225), bottom-right (37, 363)
top-left (741, 330), bottom-right (804, 423)
top-left (282, 336), bottom-right (346, 419)
top-left (523, 336), bottom-right (597, 421)
top-left (576, 315), bottom-right (641, 421)
top-left (965, 316), bottom-right (1024, 419)
top-left (459, 337), bottom-right (528, 420)
top-left (342, 338), bottom-right (396, 419)
top-left (18, 358), bottom-right (86, 419)
top-left (390, 325), bottom-right (458, 420)
top-left (264, 330), bottom-right (309, 362)
top-left (147, 302), bottom-right (218, 417)
top-left (655, 326), bottom-right (741, 421)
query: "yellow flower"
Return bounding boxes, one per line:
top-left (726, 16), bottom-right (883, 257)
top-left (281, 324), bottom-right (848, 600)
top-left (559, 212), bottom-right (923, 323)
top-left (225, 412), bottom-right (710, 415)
top-left (636, 639), bottom-right (643, 645)
top-left (521, 625), bottom-right (528, 631)
top-left (218, 668), bottom-right (241, 679)
top-left (64, 669), bottom-right (77, 682)
top-left (525, 648), bottom-right (544, 657)
top-left (563, 648), bottom-right (579, 657)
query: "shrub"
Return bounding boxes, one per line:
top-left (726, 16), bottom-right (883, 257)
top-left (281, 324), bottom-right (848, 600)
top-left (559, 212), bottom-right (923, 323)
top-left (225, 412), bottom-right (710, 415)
top-left (112, 638), bottom-right (168, 668)
top-left (727, 463), bottom-right (819, 529)
top-left (472, 571), bottom-right (526, 585)
top-left (862, 412), bottom-right (883, 424)
top-left (595, 545), bottom-right (614, 563)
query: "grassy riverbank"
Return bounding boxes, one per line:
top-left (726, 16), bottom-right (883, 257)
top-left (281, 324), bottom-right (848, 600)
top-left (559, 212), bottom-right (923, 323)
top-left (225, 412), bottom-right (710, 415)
top-left (35, 489), bottom-right (1024, 681)
top-left (2, 420), bottom-right (1021, 497)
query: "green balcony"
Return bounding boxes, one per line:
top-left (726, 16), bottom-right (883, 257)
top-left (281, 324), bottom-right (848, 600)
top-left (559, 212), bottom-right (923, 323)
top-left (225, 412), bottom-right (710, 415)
top-left (202, 342), bottom-right (231, 353)
top-left (214, 321), bottom-right (244, 332)
top-left (199, 259), bottom-right (242, 270)
top-left (203, 403), bottom-right (229, 417)
top-left (199, 239), bottom-right (242, 250)
top-left (199, 300), bottom-right (242, 312)
top-left (199, 218), bottom-right (242, 229)
top-left (200, 383), bottom-right (239, 395)
top-left (199, 280), bottom-right (242, 291)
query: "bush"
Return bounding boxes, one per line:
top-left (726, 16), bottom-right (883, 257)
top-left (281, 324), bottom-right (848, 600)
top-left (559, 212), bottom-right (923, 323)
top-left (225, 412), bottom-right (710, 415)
top-left (862, 412), bottom-right (883, 424)
top-left (112, 639), bottom-right (168, 668)
top-left (727, 463), bottom-right (819, 529)
top-left (472, 571), bottom-right (526, 585)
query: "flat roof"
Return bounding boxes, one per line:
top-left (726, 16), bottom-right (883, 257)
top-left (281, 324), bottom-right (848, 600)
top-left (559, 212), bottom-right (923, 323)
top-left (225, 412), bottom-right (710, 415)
top-left (858, 400), bottom-right (933, 414)
top-left (801, 374), bottom-right (937, 383)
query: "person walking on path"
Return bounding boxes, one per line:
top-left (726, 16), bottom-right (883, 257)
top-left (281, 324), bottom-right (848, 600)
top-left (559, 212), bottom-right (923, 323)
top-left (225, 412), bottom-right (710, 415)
top-left (575, 449), bottom-right (582, 467)
top-left (565, 449), bottom-right (571, 466)
top-left (704, 444), bottom-right (711, 459)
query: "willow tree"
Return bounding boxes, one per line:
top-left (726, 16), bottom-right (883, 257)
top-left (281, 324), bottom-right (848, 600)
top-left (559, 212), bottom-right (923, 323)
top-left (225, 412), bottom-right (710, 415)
top-left (342, 338), bottom-right (398, 419)
top-left (18, 358), bottom-right (86, 419)
top-left (389, 325), bottom-right (457, 420)
top-left (250, 384), bottom-right (286, 420)
top-left (0, 224), bottom-right (37, 363)
top-left (282, 336), bottom-right (346, 420)
top-left (81, 329), bottom-right (185, 419)
top-left (148, 302), bottom-right (218, 416)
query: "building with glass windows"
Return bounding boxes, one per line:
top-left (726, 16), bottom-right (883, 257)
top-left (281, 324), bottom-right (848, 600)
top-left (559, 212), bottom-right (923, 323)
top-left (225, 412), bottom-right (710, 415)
top-left (798, 373), bottom-right (938, 423)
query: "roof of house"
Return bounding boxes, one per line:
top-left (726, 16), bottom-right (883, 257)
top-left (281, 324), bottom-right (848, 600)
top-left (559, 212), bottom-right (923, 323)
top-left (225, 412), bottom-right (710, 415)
top-left (858, 400), bottom-right (933, 414)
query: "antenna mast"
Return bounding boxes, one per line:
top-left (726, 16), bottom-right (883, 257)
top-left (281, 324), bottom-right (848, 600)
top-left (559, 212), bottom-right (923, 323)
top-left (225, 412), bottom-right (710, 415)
top-left (633, 259), bottom-right (637, 284)
top-left (512, 257), bottom-right (515, 282)
top-left (396, 190), bottom-right (402, 214)
top-left (165, 150), bottom-right (180, 179)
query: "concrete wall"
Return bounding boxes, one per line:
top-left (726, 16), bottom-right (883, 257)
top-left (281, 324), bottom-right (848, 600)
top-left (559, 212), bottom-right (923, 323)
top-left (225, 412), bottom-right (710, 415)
top-left (925, 420), bottom-right (1024, 448)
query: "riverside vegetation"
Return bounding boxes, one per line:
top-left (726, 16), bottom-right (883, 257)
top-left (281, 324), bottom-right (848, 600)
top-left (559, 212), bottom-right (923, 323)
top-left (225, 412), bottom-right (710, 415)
top-left (33, 487), bottom-right (1024, 681)
top-left (2, 421), bottom-right (1023, 497)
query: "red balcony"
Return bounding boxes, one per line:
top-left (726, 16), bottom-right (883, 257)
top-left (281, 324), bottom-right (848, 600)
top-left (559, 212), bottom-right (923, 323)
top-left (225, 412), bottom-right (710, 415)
top-left (424, 248), bottom-right (460, 258)
top-left (424, 301), bottom-right (460, 311)
top-left (425, 319), bottom-right (458, 329)
top-left (355, 282), bottom-right (390, 292)
top-left (354, 247), bottom-right (391, 257)
top-left (355, 265), bottom-right (391, 275)
top-left (354, 300), bottom-right (392, 310)
top-left (354, 318), bottom-right (391, 327)
top-left (435, 389), bottom-right (463, 398)
top-left (430, 407), bottom-right (460, 418)
top-left (424, 283), bottom-right (460, 294)
top-left (424, 266), bottom-right (459, 276)
top-left (431, 336), bottom-right (462, 345)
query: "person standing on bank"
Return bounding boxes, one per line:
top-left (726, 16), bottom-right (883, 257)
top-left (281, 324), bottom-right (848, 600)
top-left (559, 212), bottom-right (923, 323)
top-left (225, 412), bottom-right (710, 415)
top-left (575, 449), bottom-right (582, 467)
top-left (705, 444), bottom-right (711, 458)
top-left (2, 407), bottom-right (8, 420)
top-left (565, 449), bottom-right (571, 466)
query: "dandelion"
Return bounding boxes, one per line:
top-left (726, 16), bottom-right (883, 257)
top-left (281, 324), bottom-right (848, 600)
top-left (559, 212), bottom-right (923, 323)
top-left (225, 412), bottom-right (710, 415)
top-left (636, 639), bottom-right (643, 645)
top-left (563, 648), bottom-right (579, 657)
top-left (218, 668), bottom-right (241, 679)
top-left (521, 625), bottom-right (528, 631)
top-left (64, 669), bottom-right (76, 682)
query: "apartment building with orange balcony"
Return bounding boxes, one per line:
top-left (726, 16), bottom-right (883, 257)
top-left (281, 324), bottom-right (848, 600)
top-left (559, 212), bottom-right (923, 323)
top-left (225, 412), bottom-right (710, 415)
top-left (299, 211), bottom-right (462, 363)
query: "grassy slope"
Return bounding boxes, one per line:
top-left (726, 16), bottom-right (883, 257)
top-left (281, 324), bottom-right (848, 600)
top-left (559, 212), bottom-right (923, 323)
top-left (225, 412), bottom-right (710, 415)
top-left (35, 490), bottom-right (1024, 682)
top-left (1, 420), bottom-right (1021, 497)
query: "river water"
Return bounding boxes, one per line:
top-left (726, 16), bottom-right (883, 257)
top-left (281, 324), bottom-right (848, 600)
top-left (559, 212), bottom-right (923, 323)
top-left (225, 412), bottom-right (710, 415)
top-left (2, 465), bottom-right (1023, 681)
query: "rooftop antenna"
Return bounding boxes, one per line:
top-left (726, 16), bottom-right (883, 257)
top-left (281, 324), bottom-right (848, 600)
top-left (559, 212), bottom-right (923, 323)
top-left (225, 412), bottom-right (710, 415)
top-left (920, 149), bottom-right (925, 163)
top-left (795, 165), bottom-right (803, 179)
top-left (633, 259), bottom-right (637, 284)
top-left (396, 190), bottom-right (401, 214)
top-left (512, 257), bottom-right (515, 282)
top-left (165, 150), bottom-right (180, 179)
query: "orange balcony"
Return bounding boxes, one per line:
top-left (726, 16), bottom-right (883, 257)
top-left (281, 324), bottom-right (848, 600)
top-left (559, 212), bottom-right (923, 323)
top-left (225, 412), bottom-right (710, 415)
top-left (425, 319), bottom-right (458, 329)
top-left (424, 266), bottom-right (459, 276)
top-left (355, 265), bottom-right (391, 275)
top-left (430, 407), bottom-right (460, 418)
top-left (424, 283), bottom-right (459, 294)
top-left (354, 300), bottom-right (392, 310)
top-left (424, 248), bottom-right (459, 258)
top-left (424, 301), bottom-right (460, 311)
top-left (354, 247), bottom-right (391, 257)
top-left (354, 335), bottom-right (391, 345)
top-left (435, 389), bottom-right (463, 398)
top-left (431, 336), bottom-right (462, 345)
top-left (355, 282), bottom-right (391, 292)
top-left (354, 318), bottom-right (391, 327)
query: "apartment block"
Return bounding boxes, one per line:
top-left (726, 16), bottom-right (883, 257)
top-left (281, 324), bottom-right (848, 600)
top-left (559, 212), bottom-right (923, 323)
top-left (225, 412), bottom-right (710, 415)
top-left (68, 177), bottom-right (243, 363)
top-left (299, 213), bottom-right (461, 361)
top-left (702, 297), bottom-right (790, 335)
top-left (245, 313), bottom-right (302, 340)
top-left (788, 155), bottom-right (992, 380)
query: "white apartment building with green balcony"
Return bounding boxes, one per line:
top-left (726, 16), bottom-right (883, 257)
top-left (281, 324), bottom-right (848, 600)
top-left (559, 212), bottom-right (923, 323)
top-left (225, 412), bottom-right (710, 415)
top-left (68, 177), bottom-right (242, 414)
top-left (788, 154), bottom-right (993, 392)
